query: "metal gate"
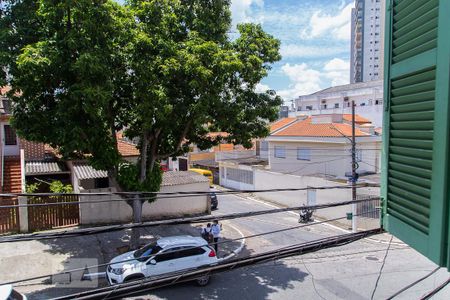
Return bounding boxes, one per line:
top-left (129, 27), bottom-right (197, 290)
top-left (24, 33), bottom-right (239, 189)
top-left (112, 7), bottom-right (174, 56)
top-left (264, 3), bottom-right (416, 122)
top-left (0, 197), bottom-right (20, 234)
top-left (28, 195), bottom-right (80, 231)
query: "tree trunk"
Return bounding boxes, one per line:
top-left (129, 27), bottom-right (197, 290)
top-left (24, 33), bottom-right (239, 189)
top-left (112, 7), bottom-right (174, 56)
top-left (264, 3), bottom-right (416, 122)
top-left (140, 132), bottom-right (149, 182)
top-left (130, 194), bottom-right (143, 249)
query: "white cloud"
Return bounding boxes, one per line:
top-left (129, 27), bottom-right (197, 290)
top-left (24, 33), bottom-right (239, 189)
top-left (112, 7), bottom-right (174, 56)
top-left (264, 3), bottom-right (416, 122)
top-left (300, 3), bottom-right (352, 41)
top-left (323, 58), bottom-right (350, 86)
top-left (277, 59), bottom-right (350, 100)
top-left (255, 83), bottom-right (270, 93)
top-left (280, 44), bottom-right (348, 59)
top-left (231, 0), bottom-right (264, 27)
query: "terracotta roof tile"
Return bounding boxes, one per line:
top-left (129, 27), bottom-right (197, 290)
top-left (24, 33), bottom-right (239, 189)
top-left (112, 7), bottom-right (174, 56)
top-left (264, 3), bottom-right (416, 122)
top-left (270, 117), bottom-right (297, 133)
top-left (117, 139), bottom-right (139, 157)
top-left (342, 114), bottom-right (371, 124)
top-left (273, 117), bottom-right (370, 137)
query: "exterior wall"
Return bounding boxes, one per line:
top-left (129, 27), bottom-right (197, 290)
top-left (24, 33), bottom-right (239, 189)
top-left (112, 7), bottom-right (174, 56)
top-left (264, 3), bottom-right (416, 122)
top-left (291, 102), bottom-right (383, 128)
top-left (79, 183), bottom-right (210, 225)
top-left (253, 170), bottom-right (380, 229)
top-left (351, 0), bottom-right (384, 83)
top-left (219, 163), bottom-right (256, 190)
top-left (292, 81), bottom-right (383, 127)
top-left (267, 140), bottom-right (380, 177)
top-left (79, 188), bottom-right (132, 224)
top-left (142, 182), bottom-right (209, 219)
top-left (1, 122), bottom-right (19, 156)
top-left (19, 139), bottom-right (45, 160)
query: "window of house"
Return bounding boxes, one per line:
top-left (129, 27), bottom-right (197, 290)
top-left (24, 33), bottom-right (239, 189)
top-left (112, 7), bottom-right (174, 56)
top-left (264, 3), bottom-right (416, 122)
top-left (3, 125), bottom-right (17, 146)
top-left (297, 148), bottom-right (311, 161)
top-left (274, 146), bottom-right (286, 158)
top-left (334, 103), bottom-right (339, 108)
top-left (306, 105), bottom-right (313, 110)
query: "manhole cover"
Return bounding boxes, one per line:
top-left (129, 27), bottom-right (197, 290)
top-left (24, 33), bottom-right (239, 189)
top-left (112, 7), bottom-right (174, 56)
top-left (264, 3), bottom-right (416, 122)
top-left (366, 256), bottom-right (379, 261)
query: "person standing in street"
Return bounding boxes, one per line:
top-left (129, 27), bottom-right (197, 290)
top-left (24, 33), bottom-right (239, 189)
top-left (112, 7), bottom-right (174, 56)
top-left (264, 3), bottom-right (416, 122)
top-left (201, 223), bottom-right (212, 243)
top-left (211, 220), bottom-right (221, 253)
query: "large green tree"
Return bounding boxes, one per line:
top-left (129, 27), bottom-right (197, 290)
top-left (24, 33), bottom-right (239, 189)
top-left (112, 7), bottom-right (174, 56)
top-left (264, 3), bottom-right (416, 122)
top-left (3, 0), bottom-right (133, 173)
top-left (4, 0), bottom-right (282, 246)
top-left (127, 0), bottom-right (282, 182)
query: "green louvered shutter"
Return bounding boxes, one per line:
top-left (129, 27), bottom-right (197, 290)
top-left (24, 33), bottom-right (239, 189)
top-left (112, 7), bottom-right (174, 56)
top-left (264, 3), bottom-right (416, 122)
top-left (382, 0), bottom-right (450, 269)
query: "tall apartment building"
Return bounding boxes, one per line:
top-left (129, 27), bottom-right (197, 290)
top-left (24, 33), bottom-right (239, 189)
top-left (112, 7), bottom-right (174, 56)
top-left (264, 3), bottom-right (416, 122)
top-left (350, 0), bottom-right (385, 83)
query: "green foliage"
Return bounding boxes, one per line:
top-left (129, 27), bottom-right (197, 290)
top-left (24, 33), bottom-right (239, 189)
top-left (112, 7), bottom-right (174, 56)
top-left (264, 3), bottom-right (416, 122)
top-left (3, 0), bottom-right (281, 192)
top-left (117, 162), bottom-right (162, 195)
top-left (49, 180), bottom-right (73, 193)
top-left (4, 0), bottom-right (134, 171)
top-left (26, 182), bottom-right (40, 193)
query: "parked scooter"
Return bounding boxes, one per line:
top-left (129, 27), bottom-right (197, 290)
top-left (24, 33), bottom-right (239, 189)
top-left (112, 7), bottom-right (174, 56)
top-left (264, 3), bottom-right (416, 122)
top-left (299, 205), bottom-right (314, 223)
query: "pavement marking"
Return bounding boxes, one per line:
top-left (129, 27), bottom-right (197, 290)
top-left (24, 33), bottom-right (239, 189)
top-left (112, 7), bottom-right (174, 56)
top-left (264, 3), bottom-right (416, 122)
top-left (228, 191), bottom-right (406, 246)
top-left (219, 223), bottom-right (246, 262)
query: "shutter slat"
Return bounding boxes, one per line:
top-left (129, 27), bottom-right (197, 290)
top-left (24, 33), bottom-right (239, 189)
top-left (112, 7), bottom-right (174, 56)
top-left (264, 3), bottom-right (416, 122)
top-left (389, 177), bottom-right (431, 199)
top-left (390, 145), bottom-right (432, 160)
top-left (389, 161), bottom-right (432, 179)
top-left (388, 208), bottom-right (429, 234)
top-left (389, 186), bottom-right (430, 208)
top-left (390, 138), bottom-right (433, 150)
top-left (390, 111), bottom-right (434, 122)
top-left (390, 153), bottom-right (432, 170)
top-left (390, 169), bottom-right (431, 189)
top-left (390, 120), bottom-right (434, 131)
top-left (390, 91), bottom-right (434, 106)
top-left (390, 100), bottom-right (434, 113)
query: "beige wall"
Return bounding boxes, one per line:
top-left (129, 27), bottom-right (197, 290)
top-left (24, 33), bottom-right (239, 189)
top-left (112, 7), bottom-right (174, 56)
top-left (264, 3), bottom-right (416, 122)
top-left (142, 182), bottom-right (209, 219)
top-left (79, 182), bottom-right (210, 225)
top-left (268, 141), bottom-right (380, 177)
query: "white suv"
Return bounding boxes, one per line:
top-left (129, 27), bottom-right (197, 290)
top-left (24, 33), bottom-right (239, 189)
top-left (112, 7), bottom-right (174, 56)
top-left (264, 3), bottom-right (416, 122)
top-left (106, 235), bottom-right (218, 286)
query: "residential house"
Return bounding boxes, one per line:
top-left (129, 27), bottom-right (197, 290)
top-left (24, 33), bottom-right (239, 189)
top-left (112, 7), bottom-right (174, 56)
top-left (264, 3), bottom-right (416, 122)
top-left (266, 114), bottom-right (381, 178)
top-left (291, 80), bottom-right (384, 127)
top-left (218, 114), bottom-right (381, 190)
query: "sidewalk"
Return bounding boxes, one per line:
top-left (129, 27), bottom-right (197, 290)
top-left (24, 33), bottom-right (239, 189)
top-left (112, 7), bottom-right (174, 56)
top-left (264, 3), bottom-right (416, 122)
top-left (0, 223), bottom-right (245, 298)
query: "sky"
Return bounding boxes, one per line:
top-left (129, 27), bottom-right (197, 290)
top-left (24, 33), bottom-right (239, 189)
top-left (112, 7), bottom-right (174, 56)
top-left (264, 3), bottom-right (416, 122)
top-left (116, 0), bottom-right (354, 102)
top-left (230, 0), bottom-right (354, 101)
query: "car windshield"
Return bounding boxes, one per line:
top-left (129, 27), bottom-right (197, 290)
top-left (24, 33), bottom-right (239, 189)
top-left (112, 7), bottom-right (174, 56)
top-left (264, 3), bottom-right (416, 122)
top-left (133, 242), bottom-right (162, 261)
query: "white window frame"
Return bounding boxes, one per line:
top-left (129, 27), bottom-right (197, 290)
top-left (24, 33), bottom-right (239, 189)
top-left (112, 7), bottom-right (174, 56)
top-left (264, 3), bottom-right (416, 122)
top-left (297, 148), bottom-right (311, 161)
top-left (274, 146), bottom-right (286, 158)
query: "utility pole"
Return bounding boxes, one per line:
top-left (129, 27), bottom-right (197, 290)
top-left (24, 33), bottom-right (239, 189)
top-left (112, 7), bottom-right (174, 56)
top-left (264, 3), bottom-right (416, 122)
top-left (351, 100), bottom-right (357, 233)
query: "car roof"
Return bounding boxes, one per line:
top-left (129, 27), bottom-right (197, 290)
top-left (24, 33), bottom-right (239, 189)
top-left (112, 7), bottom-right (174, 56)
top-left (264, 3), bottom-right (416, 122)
top-left (157, 235), bottom-right (207, 248)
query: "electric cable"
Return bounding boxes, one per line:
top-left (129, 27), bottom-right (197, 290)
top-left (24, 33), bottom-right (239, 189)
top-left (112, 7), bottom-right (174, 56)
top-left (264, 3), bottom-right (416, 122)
top-left (386, 266), bottom-right (441, 300)
top-left (370, 235), bottom-right (393, 299)
top-left (0, 184), bottom-right (379, 209)
top-left (419, 277), bottom-right (450, 300)
top-left (0, 197), bottom-right (380, 243)
top-left (51, 229), bottom-right (382, 300)
top-left (0, 209), bottom-right (381, 286)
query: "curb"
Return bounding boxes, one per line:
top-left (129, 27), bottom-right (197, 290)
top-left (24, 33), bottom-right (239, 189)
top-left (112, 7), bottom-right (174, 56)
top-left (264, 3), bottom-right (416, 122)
top-left (218, 223), bottom-right (246, 262)
top-left (222, 188), bottom-right (405, 246)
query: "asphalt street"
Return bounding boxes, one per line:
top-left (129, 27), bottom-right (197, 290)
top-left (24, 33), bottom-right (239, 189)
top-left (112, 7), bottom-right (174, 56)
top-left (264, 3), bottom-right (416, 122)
top-left (124, 193), bottom-right (450, 300)
top-left (5, 192), bottom-right (450, 299)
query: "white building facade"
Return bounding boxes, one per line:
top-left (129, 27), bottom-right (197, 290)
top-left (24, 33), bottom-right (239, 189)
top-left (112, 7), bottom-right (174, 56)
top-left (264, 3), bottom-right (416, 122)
top-left (351, 0), bottom-right (386, 83)
top-left (291, 80), bottom-right (383, 127)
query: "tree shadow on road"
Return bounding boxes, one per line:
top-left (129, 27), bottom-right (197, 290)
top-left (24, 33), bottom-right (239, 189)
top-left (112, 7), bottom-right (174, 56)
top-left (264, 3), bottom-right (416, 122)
top-left (132, 246), bottom-right (308, 300)
top-left (23, 223), bottom-right (248, 299)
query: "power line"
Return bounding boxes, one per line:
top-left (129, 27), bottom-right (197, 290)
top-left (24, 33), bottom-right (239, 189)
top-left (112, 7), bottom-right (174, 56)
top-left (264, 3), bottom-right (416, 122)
top-left (386, 266), bottom-right (441, 300)
top-left (418, 277), bottom-right (450, 300)
top-left (0, 184), bottom-right (379, 208)
top-left (0, 198), bottom-right (380, 243)
top-left (370, 235), bottom-right (393, 300)
top-left (0, 210), bottom-right (381, 285)
top-left (50, 229), bottom-right (382, 300)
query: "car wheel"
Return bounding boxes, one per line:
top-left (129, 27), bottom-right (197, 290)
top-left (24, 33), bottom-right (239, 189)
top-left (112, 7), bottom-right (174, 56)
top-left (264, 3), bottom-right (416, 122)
top-left (196, 275), bottom-right (210, 286)
top-left (124, 274), bottom-right (145, 283)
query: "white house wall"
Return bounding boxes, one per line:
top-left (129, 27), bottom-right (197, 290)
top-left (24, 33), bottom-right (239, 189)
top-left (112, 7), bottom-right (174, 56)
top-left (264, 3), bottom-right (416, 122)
top-left (267, 141), bottom-right (380, 177)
